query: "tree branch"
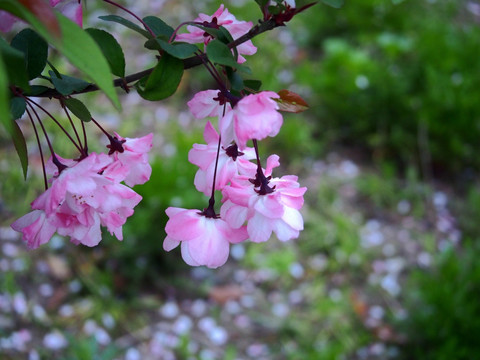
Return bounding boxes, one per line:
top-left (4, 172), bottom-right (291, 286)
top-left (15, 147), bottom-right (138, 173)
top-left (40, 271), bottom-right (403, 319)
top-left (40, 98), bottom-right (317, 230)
top-left (29, 18), bottom-right (279, 99)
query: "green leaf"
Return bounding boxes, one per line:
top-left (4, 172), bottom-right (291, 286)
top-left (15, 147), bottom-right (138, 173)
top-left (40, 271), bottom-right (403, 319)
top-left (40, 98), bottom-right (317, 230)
top-left (0, 37), bottom-right (30, 90)
top-left (10, 97), bottom-right (26, 119)
top-left (159, 40), bottom-right (198, 59)
top-left (64, 98), bottom-right (92, 122)
top-left (85, 28), bottom-right (125, 78)
top-left (226, 68), bottom-right (244, 92)
top-left (198, 25), bottom-right (234, 44)
top-left (0, 54), bottom-right (12, 135)
top-left (206, 39), bottom-right (251, 73)
top-left (135, 54), bottom-right (183, 101)
top-left (321, 0), bottom-right (345, 8)
top-left (0, 51), bottom-right (27, 181)
top-left (255, 0), bottom-right (269, 6)
top-left (49, 70), bottom-right (90, 95)
top-left (54, 15), bottom-right (120, 108)
top-left (47, 60), bottom-right (61, 78)
top-left (243, 79), bottom-right (262, 92)
top-left (145, 37), bottom-right (198, 59)
top-left (268, 5), bottom-right (281, 15)
top-left (11, 119), bottom-right (29, 179)
top-left (99, 15), bottom-right (151, 38)
top-left (24, 85), bottom-right (50, 96)
top-left (197, 25), bottom-right (238, 59)
top-left (11, 28), bottom-right (48, 80)
top-left (0, 1), bottom-right (120, 108)
top-left (143, 16), bottom-right (174, 38)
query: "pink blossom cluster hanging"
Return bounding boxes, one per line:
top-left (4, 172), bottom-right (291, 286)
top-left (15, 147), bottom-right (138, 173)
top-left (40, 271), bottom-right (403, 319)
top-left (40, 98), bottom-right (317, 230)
top-left (163, 86), bottom-right (307, 268)
top-left (12, 133), bottom-right (153, 249)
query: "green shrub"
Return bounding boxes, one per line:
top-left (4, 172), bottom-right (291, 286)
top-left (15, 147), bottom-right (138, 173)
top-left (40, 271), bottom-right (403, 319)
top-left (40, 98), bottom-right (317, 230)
top-left (397, 241), bottom-right (480, 360)
top-left (293, 0), bottom-right (480, 177)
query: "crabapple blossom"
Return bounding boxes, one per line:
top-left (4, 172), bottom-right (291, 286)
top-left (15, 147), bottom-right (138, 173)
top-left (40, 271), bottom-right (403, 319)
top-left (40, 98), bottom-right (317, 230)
top-left (175, 4), bottom-right (257, 63)
top-left (11, 210), bottom-right (57, 250)
top-left (221, 155), bottom-right (306, 243)
top-left (219, 91), bottom-right (283, 150)
top-left (187, 90), bottom-right (232, 120)
top-left (12, 152), bottom-right (143, 248)
top-left (104, 132), bottom-right (153, 187)
top-left (188, 121), bottom-right (256, 196)
top-left (163, 207), bottom-right (248, 268)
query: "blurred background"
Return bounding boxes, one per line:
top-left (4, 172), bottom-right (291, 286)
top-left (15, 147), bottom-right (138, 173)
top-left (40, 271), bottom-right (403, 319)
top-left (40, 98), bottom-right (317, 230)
top-left (1, 0), bottom-right (480, 359)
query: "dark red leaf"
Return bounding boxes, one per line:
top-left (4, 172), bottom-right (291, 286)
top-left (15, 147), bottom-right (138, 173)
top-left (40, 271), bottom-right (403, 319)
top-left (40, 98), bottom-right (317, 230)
top-left (275, 89), bottom-right (309, 113)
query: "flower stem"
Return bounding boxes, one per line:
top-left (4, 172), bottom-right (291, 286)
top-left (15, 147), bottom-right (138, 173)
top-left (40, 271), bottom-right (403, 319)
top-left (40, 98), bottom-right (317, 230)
top-left (253, 139), bottom-right (262, 170)
top-left (90, 117), bottom-right (112, 139)
top-left (102, 0), bottom-right (156, 38)
top-left (26, 102), bottom-right (67, 174)
top-left (24, 97), bottom-right (84, 155)
top-left (80, 113), bottom-right (88, 154)
top-left (62, 101), bottom-right (86, 158)
top-left (203, 135), bottom-right (222, 219)
top-left (25, 107), bottom-right (48, 190)
top-left (196, 50), bottom-right (227, 92)
top-left (252, 139), bottom-right (274, 195)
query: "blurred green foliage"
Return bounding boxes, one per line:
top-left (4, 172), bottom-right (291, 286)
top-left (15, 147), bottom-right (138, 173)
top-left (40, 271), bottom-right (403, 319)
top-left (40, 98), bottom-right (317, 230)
top-left (355, 163), bottom-right (431, 218)
top-left (293, 0), bottom-right (480, 178)
top-left (454, 184), bottom-right (480, 240)
top-left (60, 336), bottom-right (118, 360)
top-left (397, 240), bottom-right (480, 360)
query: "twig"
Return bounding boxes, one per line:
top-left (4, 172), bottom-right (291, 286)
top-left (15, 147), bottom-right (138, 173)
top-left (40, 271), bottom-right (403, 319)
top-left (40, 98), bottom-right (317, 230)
top-left (25, 18), bottom-right (280, 98)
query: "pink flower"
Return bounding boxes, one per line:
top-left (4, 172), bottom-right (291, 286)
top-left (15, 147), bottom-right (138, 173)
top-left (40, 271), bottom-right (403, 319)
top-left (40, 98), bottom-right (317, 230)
top-left (12, 152), bottom-right (142, 248)
top-left (221, 155), bottom-right (307, 243)
top-left (11, 210), bottom-right (57, 249)
top-left (187, 90), bottom-right (231, 119)
top-left (219, 91), bottom-right (283, 150)
top-left (163, 207), bottom-right (248, 268)
top-left (176, 4), bottom-right (257, 63)
top-left (188, 121), bottom-right (256, 196)
top-left (104, 132), bottom-right (153, 187)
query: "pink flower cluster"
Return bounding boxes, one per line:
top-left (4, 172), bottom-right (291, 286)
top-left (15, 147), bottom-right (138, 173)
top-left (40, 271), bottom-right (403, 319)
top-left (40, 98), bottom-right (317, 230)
top-left (11, 133), bottom-right (153, 249)
top-left (163, 88), bottom-right (307, 268)
top-left (0, 0), bottom-right (83, 33)
top-left (175, 4), bottom-right (257, 63)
